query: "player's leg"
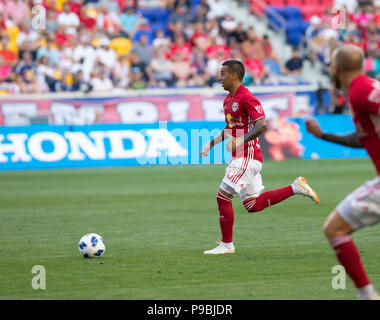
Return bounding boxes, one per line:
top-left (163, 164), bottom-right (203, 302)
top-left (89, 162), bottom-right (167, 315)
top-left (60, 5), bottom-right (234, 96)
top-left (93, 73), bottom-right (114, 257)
top-left (205, 158), bottom-right (248, 255)
top-left (204, 185), bottom-right (236, 255)
top-left (242, 176), bottom-right (318, 213)
top-left (324, 178), bottom-right (380, 299)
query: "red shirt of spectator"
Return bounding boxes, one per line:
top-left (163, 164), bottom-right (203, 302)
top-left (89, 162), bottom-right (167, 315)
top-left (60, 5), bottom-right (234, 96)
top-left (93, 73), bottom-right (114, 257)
top-left (170, 36), bottom-right (192, 61)
top-left (78, 7), bottom-right (96, 29)
top-left (205, 43), bottom-right (231, 60)
top-left (244, 54), bottom-right (264, 79)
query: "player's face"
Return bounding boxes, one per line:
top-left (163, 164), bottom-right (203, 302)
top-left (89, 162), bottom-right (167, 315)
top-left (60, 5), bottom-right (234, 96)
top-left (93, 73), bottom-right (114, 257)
top-left (219, 65), bottom-right (235, 91)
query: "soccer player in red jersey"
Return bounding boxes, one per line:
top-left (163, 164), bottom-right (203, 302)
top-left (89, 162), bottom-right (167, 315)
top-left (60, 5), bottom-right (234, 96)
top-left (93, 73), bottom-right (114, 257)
top-left (306, 44), bottom-right (380, 300)
top-left (200, 60), bottom-right (319, 255)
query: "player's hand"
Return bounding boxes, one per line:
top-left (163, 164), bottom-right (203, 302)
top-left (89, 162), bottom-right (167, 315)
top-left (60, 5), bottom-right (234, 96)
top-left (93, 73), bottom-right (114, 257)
top-left (305, 118), bottom-right (323, 138)
top-left (226, 132), bottom-right (244, 152)
top-left (200, 143), bottom-right (212, 158)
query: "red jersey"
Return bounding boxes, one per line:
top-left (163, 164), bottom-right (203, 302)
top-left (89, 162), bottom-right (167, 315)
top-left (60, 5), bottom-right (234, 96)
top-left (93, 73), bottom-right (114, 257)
top-left (349, 74), bottom-right (380, 175)
top-left (223, 84), bottom-right (266, 162)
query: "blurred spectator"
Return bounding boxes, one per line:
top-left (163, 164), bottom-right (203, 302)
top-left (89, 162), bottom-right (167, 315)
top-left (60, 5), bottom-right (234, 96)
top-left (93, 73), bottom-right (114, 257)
top-left (131, 33), bottom-right (154, 65)
top-left (46, 9), bottom-right (58, 35)
top-left (0, 35), bottom-right (18, 67)
top-left (170, 34), bottom-right (192, 61)
top-left (72, 70), bottom-right (92, 92)
top-left (170, 51), bottom-right (192, 87)
top-left (16, 21), bottom-right (40, 59)
top-left (150, 47), bottom-right (174, 87)
top-left (132, 18), bottom-right (154, 44)
top-left (113, 54), bottom-right (130, 88)
top-left (0, 55), bottom-right (12, 85)
top-left (78, 5), bottom-right (97, 30)
top-left (207, 0), bottom-right (229, 19)
top-left (14, 51), bottom-right (37, 83)
top-left (191, 48), bottom-right (207, 86)
top-left (36, 55), bottom-right (58, 92)
top-left (283, 47), bottom-right (303, 76)
top-left (244, 50), bottom-right (266, 85)
top-left (172, 0), bottom-right (191, 11)
top-left (228, 22), bottom-right (248, 45)
top-left (95, 38), bottom-right (117, 70)
top-left (90, 67), bottom-right (114, 92)
top-left (152, 29), bottom-right (171, 49)
top-left (73, 34), bottom-right (96, 81)
top-left (261, 34), bottom-right (277, 61)
top-left (129, 50), bottom-right (155, 86)
top-left (192, 1), bottom-right (209, 24)
top-left (220, 15), bottom-right (238, 36)
top-left (7, 0), bottom-right (29, 25)
top-left (168, 4), bottom-right (190, 35)
top-left (36, 38), bottom-right (60, 67)
top-left (205, 50), bottom-right (225, 86)
top-left (109, 29), bottom-right (133, 57)
top-left (364, 50), bottom-right (376, 78)
top-left (190, 21), bottom-right (210, 51)
top-left (58, 2), bottom-right (80, 29)
top-left (120, 6), bottom-right (139, 37)
top-left (96, 3), bottom-right (121, 34)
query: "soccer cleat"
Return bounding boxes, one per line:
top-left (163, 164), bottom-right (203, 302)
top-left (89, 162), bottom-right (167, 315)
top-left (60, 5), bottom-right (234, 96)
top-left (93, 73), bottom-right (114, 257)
top-left (204, 242), bottom-right (235, 255)
top-left (294, 177), bottom-right (319, 204)
top-left (368, 293), bottom-right (380, 300)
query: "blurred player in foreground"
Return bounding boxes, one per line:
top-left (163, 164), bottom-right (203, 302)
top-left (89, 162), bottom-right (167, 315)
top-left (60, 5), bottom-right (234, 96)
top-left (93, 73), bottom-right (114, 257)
top-left (200, 60), bottom-right (319, 255)
top-left (306, 44), bottom-right (380, 300)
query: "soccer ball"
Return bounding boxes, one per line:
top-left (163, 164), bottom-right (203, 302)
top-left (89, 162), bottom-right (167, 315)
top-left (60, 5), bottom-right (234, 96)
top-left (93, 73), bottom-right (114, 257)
top-left (78, 233), bottom-right (105, 258)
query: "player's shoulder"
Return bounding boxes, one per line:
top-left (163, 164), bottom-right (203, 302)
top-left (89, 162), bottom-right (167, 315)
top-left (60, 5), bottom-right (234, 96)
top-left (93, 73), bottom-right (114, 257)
top-left (239, 85), bottom-right (261, 104)
top-left (349, 75), bottom-right (378, 106)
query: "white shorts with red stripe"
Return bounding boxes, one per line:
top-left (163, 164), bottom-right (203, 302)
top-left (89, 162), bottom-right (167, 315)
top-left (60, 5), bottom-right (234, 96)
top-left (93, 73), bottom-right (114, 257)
top-left (337, 176), bottom-right (380, 230)
top-left (220, 157), bottom-right (265, 202)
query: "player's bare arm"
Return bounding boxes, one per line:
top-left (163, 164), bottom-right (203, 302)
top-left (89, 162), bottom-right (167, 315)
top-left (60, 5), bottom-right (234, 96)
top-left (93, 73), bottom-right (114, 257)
top-left (200, 124), bottom-right (228, 158)
top-left (305, 118), bottom-right (362, 148)
top-left (226, 118), bottom-right (267, 152)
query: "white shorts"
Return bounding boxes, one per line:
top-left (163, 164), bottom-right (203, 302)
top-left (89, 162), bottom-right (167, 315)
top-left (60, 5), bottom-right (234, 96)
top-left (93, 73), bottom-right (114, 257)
top-left (220, 157), bottom-right (265, 202)
top-left (337, 176), bottom-right (380, 230)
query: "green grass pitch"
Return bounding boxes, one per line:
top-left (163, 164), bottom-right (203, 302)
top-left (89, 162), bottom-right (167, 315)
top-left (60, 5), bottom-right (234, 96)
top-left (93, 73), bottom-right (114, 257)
top-left (0, 158), bottom-right (379, 300)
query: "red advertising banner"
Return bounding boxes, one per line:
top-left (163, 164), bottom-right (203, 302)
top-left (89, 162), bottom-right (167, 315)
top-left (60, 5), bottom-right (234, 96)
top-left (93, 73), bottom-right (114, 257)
top-left (0, 93), bottom-right (295, 126)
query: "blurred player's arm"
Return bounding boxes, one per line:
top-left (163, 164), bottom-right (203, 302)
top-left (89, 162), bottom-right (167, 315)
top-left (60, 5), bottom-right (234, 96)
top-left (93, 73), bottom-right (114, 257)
top-left (305, 118), bottom-right (362, 148)
top-left (200, 124), bottom-right (228, 158)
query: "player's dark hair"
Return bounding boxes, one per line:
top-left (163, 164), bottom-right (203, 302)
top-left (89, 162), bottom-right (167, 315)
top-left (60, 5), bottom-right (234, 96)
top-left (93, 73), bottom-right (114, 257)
top-left (222, 60), bottom-right (245, 81)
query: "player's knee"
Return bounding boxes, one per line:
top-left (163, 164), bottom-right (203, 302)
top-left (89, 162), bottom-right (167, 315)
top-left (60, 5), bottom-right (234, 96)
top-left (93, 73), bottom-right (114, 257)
top-left (243, 198), bottom-right (258, 212)
top-left (323, 210), bottom-right (351, 239)
top-left (216, 189), bottom-right (233, 202)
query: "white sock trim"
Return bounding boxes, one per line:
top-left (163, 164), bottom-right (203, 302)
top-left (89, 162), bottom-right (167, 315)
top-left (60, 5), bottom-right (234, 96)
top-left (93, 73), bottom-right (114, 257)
top-left (221, 241), bottom-right (234, 249)
top-left (291, 183), bottom-right (300, 194)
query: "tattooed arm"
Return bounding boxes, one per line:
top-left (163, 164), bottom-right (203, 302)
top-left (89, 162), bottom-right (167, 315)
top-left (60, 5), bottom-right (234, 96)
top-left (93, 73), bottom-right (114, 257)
top-left (226, 118), bottom-right (267, 152)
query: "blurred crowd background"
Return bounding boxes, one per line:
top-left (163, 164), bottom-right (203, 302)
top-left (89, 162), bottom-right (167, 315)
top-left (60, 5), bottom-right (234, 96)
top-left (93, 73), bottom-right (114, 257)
top-left (0, 0), bottom-right (379, 94)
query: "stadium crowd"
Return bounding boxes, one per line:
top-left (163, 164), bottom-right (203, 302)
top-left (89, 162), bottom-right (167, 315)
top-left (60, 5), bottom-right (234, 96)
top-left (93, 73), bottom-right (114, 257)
top-left (0, 0), bottom-right (379, 94)
top-left (0, 0), bottom-right (312, 94)
top-left (303, 0), bottom-right (380, 79)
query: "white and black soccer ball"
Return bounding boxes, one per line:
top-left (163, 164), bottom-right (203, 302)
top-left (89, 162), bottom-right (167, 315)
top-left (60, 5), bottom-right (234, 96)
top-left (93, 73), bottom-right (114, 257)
top-left (78, 233), bottom-right (105, 258)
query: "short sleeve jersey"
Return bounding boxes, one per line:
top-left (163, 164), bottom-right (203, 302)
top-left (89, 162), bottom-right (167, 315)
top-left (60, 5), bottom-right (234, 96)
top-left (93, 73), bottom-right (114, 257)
top-left (223, 84), bottom-right (266, 161)
top-left (349, 74), bottom-right (380, 175)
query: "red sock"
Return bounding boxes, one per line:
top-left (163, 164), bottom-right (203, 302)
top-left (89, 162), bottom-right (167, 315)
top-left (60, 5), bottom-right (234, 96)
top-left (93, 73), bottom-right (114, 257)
top-left (329, 235), bottom-right (371, 288)
top-left (243, 185), bottom-right (294, 212)
top-left (216, 192), bottom-right (234, 243)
